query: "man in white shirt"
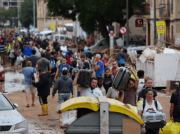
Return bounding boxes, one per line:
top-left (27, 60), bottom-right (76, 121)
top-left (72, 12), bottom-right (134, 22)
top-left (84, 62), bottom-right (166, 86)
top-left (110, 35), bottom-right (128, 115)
top-left (73, 70), bottom-right (103, 98)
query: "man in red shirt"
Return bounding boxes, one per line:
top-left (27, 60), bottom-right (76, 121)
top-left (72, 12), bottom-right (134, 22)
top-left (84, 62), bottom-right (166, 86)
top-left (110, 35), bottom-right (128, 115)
top-left (101, 54), bottom-right (112, 70)
top-left (110, 61), bottom-right (119, 77)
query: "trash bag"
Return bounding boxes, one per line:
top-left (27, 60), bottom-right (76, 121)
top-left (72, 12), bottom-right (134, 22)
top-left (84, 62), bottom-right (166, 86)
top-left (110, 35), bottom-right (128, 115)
top-left (159, 120), bottom-right (180, 134)
top-left (16, 56), bottom-right (23, 66)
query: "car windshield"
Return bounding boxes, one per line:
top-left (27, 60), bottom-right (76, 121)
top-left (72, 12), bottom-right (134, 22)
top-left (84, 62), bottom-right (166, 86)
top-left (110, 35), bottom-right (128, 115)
top-left (55, 36), bottom-right (59, 39)
top-left (0, 94), bottom-right (13, 111)
top-left (37, 34), bottom-right (43, 36)
top-left (60, 36), bottom-right (65, 40)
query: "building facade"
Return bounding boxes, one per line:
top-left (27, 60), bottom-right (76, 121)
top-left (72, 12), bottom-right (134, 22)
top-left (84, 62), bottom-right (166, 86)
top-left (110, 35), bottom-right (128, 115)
top-left (36, 0), bottom-right (73, 31)
top-left (144, 0), bottom-right (180, 46)
top-left (0, 0), bottom-right (23, 9)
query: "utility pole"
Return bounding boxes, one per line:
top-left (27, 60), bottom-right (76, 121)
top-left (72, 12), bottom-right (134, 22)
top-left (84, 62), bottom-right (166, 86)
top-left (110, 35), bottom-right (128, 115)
top-left (75, 15), bottom-right (77, 44)
top-left (33, 0), bottom-right (35, 32)
top-left (44, 0), bottom-right (46, 30)
top-left (126, 0), bottom-right (129, 46)
top-left (154, 0), bottom-right (157, 45)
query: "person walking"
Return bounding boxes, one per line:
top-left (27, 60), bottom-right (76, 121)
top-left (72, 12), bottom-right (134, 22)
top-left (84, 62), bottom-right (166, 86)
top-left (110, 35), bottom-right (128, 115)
top-left (29, 49), bottom-right (39, 68)
top-left (170, 82), bottom-right (180, 122)
top-left (52, 68), bottom-right (73, 104)
top-left (138, 88), bottom-right (163, 134)
top-left (36, 68), bottom-right (51, 116)
top-left (19, 61), bottom-right (37, 107)
top-left (115, 47), bottom-right (125, 67)
top-left (9, 45), bottom-right (16, 66)
top-left (36, 53), bottom-right (51, 72)
top-left (54, 57), bottom-right (70, 81)
top-left (0, 38), bottom-right (6, 65)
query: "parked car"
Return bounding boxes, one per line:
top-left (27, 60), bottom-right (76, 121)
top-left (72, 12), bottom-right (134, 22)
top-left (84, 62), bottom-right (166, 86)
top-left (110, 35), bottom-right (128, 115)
top-left (0, 92), bottom-right (28, 133)
top-left (36, 31), bottom-right (53, 40)
top-left (53, 34), bottom-right (68, 45)
top-left (89, 38), bottom-right (118, 53)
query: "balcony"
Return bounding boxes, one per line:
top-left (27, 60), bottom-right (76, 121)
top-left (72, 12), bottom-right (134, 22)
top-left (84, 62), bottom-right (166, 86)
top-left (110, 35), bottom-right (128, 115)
top-left (159, 4), bottom-right (170, 19)
top-left (133, 3), bottom-right (150, 16)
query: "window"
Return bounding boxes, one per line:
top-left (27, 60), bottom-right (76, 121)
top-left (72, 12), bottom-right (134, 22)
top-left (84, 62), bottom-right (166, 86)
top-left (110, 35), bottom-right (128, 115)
top-left (0, 94), bottom-right (13, 111)
top-left (55, 36), bottom-right (60, 40)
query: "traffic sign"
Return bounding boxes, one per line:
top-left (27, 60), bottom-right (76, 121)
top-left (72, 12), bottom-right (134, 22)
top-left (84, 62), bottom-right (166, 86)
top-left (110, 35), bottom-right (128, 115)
top-left (50, 24), bottom-right (55, 30)
top-left (109, 26), bottom-right (114, 34)
top-left (157, 21), bottom-right (165, 34)
top-left (119, 26), bottom-right (127, 35)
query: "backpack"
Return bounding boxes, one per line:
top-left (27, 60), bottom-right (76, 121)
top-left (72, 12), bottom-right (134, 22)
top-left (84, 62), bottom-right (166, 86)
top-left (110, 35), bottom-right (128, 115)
top-left (72, 67), bottom-right (80, 79)
top-left (175, 91), bottom-right (180, 114)
top-left (143, 100), bottom-right (158, 113)
top-left (50, 59), bottom-right (56, 68)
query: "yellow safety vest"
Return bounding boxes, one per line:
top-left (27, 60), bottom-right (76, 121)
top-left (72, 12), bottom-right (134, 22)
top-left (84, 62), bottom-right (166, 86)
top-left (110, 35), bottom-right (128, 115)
top-left (131, 71), bottom-right (137, 80)
top-left (6, 43), bottom-right (14, 53)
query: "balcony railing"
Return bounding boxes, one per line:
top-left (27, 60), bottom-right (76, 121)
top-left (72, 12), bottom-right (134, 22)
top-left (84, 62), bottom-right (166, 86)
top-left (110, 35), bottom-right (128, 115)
top-left (133, 4), bottom-right (150, 15)
top-left (159, 4), bottom-right (170, 18)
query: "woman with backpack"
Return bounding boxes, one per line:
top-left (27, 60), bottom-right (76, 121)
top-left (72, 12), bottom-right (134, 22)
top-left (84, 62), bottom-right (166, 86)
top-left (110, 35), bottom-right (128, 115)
top-left (138, 88), bottom-right (163, 134)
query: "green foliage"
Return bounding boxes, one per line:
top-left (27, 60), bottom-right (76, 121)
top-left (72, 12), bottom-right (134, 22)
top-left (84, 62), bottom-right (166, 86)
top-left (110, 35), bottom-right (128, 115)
top-left (47, 0), bottom-right (144, 43)
top-left (19, 0), bottom-right (37, 28)
top-left (0, 7), bottom-right (17, 26)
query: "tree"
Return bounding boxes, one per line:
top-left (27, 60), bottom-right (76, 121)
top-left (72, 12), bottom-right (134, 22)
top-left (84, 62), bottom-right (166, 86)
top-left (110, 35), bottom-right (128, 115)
top-left (0, 7), bottom-right (17, 27)
top-left (19, 0), bottom-right (37, 28)
top-left (47, 0), bottom-right (144, 45)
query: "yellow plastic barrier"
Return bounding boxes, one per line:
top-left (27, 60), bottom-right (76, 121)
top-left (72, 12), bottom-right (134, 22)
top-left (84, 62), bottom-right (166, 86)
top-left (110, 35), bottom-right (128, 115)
top-left (159, 120), bottom-right (180, 134)
top-left (60, 97), bottom-right (99, 112)
top-left (137, 100), bottom-right (143, 108)
top-left (59, 97), bottom-right (144, 125)
top-left (107, 98), bottom-right (144, 125)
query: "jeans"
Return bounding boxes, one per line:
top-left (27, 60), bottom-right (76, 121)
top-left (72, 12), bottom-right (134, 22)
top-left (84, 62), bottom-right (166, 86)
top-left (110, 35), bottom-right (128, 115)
top-left (11, 57), bottom-right (16, 65)
top-left (58, 93), bottom-right (70, 104)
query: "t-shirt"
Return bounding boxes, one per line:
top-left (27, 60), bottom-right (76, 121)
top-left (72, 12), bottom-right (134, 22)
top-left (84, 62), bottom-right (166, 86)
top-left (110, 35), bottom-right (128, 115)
top-left (138, 100), bottom-right (163, 113)
top-left (57, 64), bottom-right (70, 76)
top-left (170, 91), bottom-right (180, 118)
top-left (36, 58), bottom-right (50, 72)
top-left (137, 79), bottom-right (145, 93)
top-left (123, 87), bottom-right (137, 106)
top-left (101, 58), bottom-right (108, 69)
top-left (83, 62), bottom-right (89, 69)
top-left (29, 55), bottom-right (39, 68)
top-left (96, 61), bottom-right (104, 76)
top-left (45, 53), bottom-right (51, 61)
top-left (79, 86), bottom-right (103, 98)
top-left (21, 67), bottom-right (36, 85)
top-left (69, 66), bottom-right (81, 80)
top-left (110, 68), bottom-right (119, 77)
top-left (138, 88), bottom-right (157, 100)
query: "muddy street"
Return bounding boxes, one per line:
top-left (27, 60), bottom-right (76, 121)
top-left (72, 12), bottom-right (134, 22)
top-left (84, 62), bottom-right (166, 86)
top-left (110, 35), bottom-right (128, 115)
top-left (3, 65), bottom-right (64, 134)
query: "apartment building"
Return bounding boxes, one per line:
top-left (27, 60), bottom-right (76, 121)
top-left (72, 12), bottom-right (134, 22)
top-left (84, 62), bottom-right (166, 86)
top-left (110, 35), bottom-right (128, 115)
top-left (36, 0), bottom-right (73, 31)
top-left (144, 0), bottom-right (180, 46)
top-left (0, 0), bottom-right (24, 9)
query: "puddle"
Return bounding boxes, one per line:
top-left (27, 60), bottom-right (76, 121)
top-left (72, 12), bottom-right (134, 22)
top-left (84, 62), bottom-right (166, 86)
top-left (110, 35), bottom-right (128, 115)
top-left (3, 69), bottom-right (25, 94)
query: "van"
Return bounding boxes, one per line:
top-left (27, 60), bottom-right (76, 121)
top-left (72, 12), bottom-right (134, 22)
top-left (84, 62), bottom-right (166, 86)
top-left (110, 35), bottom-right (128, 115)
top-left (36, 31), bottom-right (53, 40)
top-left (53, 34), bottom-right (68, 45)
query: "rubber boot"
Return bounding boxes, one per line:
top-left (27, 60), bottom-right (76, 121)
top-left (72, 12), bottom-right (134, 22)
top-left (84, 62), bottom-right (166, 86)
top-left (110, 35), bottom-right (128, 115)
top-left (45, 104), bottom-right (48, 115)
top-left (38, 104), bottom-right (48, 116)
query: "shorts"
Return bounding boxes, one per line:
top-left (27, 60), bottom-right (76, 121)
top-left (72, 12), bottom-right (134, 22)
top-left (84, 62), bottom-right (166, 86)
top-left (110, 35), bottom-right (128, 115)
top-left (25, 85), bottom-right (36, 93)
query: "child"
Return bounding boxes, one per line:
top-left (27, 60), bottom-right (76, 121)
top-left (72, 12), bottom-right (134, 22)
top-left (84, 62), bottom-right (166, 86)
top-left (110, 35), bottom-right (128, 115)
top-left (9, 45), bottom-right (16, 66)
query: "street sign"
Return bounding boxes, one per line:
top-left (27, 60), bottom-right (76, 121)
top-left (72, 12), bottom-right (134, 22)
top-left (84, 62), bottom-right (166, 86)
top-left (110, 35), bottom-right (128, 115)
top-left (29, 25), bottom-right (33, 29)
top-left (135, 19), bottom-right (143, 27)
top-left (109, 26), bottom-right (114, 34)
top-left (157, 21), bottom-right (165, 34)
top-left (50, 24), bottom-right (55, 30)
top-left (119, 26), bottom-right (127, 35)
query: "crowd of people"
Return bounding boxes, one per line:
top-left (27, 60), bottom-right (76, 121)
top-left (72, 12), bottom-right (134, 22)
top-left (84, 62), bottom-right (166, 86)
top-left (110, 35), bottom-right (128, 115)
top-left (1, 31), bottom-right (180, 134)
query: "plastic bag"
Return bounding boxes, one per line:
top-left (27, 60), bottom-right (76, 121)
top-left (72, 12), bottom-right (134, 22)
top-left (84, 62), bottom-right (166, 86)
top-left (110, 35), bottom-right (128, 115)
top-left (16, 56), bottom-right (23, 66)
top-left (159, 120), bottom-right (180, 134)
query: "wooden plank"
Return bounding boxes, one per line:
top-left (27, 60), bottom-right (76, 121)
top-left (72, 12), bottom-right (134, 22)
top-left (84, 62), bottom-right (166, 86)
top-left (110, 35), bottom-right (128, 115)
top-left (123, 119), bottom-right (141, 134)
top-left (166, 80), bottom-right (171, 96)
